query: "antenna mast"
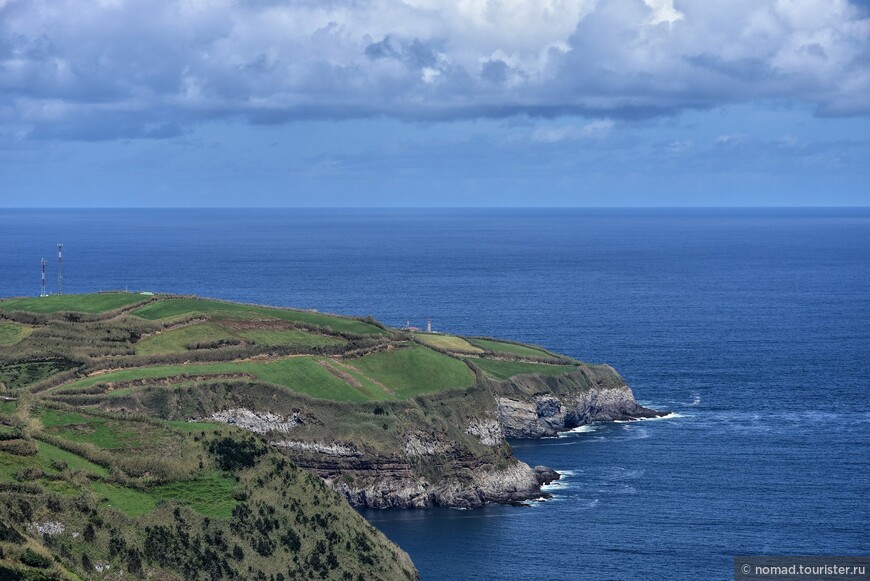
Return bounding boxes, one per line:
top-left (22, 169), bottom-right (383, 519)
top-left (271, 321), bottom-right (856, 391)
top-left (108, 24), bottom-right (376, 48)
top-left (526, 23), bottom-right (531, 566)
top-left (40, 258), bottom-right (46, 297)
top-left (57, 243), bottom-right (63, 295)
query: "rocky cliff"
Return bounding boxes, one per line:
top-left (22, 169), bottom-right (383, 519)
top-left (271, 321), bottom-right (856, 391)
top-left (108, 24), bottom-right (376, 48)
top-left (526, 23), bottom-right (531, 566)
top-left (493, 369), bottom-right (665, 438)
top-left (98, 363), bottom-right (663, 509)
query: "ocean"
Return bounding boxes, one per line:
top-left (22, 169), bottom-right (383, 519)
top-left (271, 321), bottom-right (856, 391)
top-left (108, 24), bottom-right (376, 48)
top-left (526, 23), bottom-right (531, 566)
top-left (1, 208), bottom-right (868, 580)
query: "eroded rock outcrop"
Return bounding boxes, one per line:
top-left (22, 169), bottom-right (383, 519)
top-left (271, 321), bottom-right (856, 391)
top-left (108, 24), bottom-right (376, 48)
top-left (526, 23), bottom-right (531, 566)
top-left (326, 457), bottom-right (543, 509)
top-left (496, 382), bottom-right (663, 438)
top-left (209, 407), bottom-right (306, 434)
top-left (465, 418), bottom-right (504, 446)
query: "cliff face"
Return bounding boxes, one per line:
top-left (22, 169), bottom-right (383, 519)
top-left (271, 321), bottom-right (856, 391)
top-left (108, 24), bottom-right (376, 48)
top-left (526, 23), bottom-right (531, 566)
top-left (209, 406), bottom-right (543, 509)
top-left (309, 367), bottom-right (664, 508)
top-left (326, 458), bottom-right (542, 509)
top-left (101, 364), bottom-right (663, 509)
top-left (496, 383), bottom-right (663, 438)
top-left (490, 365), bottom-right (665, 438)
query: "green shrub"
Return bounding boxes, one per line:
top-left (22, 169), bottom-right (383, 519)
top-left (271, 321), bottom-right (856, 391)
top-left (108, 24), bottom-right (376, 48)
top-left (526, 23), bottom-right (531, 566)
top-left (209, 437), bottom-right (265, 471)
top-left (19, 548), bottom-right (52, 568)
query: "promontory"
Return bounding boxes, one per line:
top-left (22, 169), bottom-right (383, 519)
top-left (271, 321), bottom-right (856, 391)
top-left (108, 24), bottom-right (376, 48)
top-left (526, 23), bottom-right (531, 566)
top-left (0, 292), bottom-right (663, 579)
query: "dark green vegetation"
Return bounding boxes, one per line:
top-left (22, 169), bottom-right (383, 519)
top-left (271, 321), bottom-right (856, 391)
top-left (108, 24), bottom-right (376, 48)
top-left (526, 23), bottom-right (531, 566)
top-left (1, 361), bottom-right (77, 391)
top-left (0, 291), bottom-right (591, 578)
top-left (0, 399), bottom-right (416, 580)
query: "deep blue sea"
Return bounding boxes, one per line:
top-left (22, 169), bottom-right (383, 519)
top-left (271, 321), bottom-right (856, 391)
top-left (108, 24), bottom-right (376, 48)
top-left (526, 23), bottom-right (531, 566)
top-left (1, 208), bottom-right (868, 580)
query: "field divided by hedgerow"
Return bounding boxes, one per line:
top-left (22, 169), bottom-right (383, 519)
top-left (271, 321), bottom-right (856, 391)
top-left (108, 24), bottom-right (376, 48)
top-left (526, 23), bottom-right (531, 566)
top-left (131, 298), bottom-right (387, 336)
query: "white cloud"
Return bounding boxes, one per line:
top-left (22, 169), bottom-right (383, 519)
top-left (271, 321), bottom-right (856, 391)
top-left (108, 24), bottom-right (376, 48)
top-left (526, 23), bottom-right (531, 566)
top-left (0, 0), bottom-right (868, 139)
top-left (715, 132), bottom-right (747, 145)
top-left (532, 119), bottom-right (615, 143)
top-left (644, 0), bottom-right (684, 25)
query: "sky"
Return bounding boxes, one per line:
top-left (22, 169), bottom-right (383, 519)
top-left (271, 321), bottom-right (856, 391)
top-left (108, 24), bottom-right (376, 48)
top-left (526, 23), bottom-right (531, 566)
top-left (1, 0), bottom-right (869, 207)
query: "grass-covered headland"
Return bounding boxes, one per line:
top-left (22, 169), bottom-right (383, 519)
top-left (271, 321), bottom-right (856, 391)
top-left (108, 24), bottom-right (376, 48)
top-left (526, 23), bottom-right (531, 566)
top-left (0, 291), bottom-right (624, 579)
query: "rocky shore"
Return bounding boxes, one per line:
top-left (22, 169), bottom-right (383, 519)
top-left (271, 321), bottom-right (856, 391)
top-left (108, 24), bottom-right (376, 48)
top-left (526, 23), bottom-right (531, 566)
top-left (206, 366), bottom-right (665, 509)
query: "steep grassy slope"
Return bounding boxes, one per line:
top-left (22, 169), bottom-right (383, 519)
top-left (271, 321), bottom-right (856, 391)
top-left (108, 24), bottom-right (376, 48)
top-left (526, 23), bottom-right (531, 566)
top-left (0, 399), bottom-right (416, 580)
top-left (346, 344), bottom-right (475, 398)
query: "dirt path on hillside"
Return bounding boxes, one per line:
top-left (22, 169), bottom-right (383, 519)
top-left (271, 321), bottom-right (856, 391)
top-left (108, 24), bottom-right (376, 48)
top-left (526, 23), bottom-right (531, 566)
top-left (317, 360), bottom-right (363, 388)
top-left (328, 359), bottom-right (396, 396)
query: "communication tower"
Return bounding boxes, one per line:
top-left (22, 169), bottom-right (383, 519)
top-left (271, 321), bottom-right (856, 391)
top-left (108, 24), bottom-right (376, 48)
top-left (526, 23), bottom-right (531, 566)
top-left (57, 243), bottom-right (63, 295)
top-left (40, 258), bottom-right (46, 297)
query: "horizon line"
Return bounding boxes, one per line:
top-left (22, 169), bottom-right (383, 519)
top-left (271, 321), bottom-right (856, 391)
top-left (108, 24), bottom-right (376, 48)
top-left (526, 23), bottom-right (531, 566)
top-left (1, 205), bottom-right (869, 210)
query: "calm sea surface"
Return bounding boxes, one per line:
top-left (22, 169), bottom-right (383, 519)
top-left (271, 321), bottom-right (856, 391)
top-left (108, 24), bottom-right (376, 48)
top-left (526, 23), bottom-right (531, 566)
top-left (1, 208), bottom-right (868, 580)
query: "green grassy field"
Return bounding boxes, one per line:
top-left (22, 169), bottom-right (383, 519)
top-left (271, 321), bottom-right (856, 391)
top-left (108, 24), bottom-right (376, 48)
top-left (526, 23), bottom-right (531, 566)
top-left (36, 407), bottom-right (181, 453)
top-left (349, 344), bottom-right (475, 398)
top-left (150, 472), bottom-right (238, 518)
top-left (90, 472), bottom-right (238, 518)
top-left (237, 327), bottom-right (346, 348)
top-left (132, 298), bottom-right (387, 336)
top-left (468, 337), bottom-right (553, 358)
top-left (0, 439), bottom-right (109, 481)
top-left (135, 321), bottom-right (348, 356)
top-left (413, 333), bottom-right (483, 353)
top-left (0, 405), bottom-right (233, 519)
top-left (90, 480), bottom-right (159, 517)
top-left (244, 357), bottom-right (390, 401)
top-left (0, 322), bottom-right (31, 346)
top-left (470, 357), bottom-right (579, 381)
top-left (0, 292), bottom-right (148, 314)
top-left (50, 347), bottom-right (476, 402)
top-left (53, 364), bottom-right (251, 393)
top-left (35, 441), bottom-right (108, 476)
top-left (54, 357), bottom-right (393, 402)
top-left (134, 322), bottom-right (238, 355)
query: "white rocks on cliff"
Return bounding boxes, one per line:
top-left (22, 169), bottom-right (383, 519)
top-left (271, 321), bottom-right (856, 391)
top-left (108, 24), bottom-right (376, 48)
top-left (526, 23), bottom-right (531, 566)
top-left (209, 408), bottom-right (303, 434)
top-left (271, 440), bottom-right (361, 457)
top-left (403, 432), bottom-right (453, 457)
top-left (464, 418), bottom-right (504, 446)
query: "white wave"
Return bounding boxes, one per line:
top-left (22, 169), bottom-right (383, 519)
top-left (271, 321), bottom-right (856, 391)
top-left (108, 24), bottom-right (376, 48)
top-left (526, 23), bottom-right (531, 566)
top-left (581, 498), bottom-right (599, 509)
top-left (541, 480), bottom-right (568, 492)
top-left (559, 424), bottom-right (599, 436)
top-left (557, 469), bottom-right (576, 477)
top-left (689, 394), bottom-right (702, 406)
top-left (618, 426), bottom-right (650, 440)
top-left (613, 412), bottom-right (686, 423)
top-left (601, 467), bottom-right (644, 481)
